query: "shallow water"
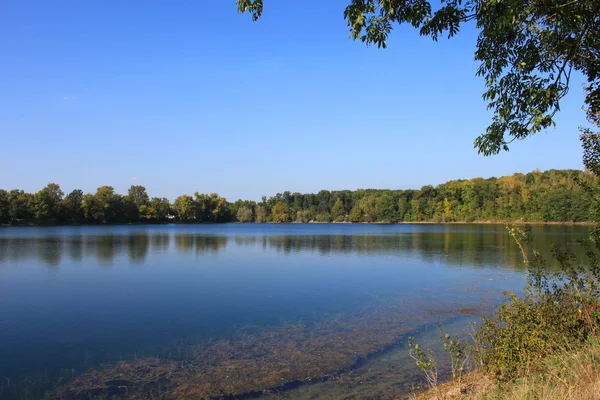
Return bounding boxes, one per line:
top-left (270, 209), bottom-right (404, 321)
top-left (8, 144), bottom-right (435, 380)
top-left (0, 224), bottom-right (589, 399)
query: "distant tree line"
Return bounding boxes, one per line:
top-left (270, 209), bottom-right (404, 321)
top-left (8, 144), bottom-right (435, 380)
top-left (0, 169), bottom-right (595, 226)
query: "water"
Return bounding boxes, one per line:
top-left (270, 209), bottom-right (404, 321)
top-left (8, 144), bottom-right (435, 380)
top-left (0, 223), bottom-right (589, 399)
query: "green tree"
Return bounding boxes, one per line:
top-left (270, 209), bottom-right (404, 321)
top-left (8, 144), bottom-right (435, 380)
top-left (8, 189), bottom-right (34, 221)
top-left (96, 186), bottom-right (119, 223)
top-left (398, 196), bottom-right (410, 222)
top-left (120, 195), bottom-right (139, 223)
top-left (82, 193), bottom-right (102, 223)
top-left (173, 195), bottom-right (196, 222)
top-left (81, 186), bottom-right (119, 224)
top-left (127, 185), bottom-right (150, 220)
top-left (255, 205), bottom-right (267, 223)
top-left (375, 194), bottom-right (397, 222)
top-left (331, 198), bottom-right (346, 222)
top-left (62, 189), bottom-right (84, 224)
top-left (271, 202), bottom-right (291, 223)
top-left (127, 185), bottom-right (149, 207)
top-left (315, 190), bottom-right (332, 213)
top-left (149, 197), bottom-right (171, 221)
top-left (211, 195), bottom-right (232, 222)
top-left (360, 195), bottom-right (378, 223)
top-left (193, 192), bottom-right (230, 222)
top-left (193, 193), bottom-right (232, 222)
top-left (348, 203), bottom-right (363, 223)
top-left (0, 190), bottom-right (10, 223)
top-left (34, 183), bottom-right (64, 222)
top-left (236, 206), bottom-right (254, 223)
top-left (231, 200), bottom-right (256, 222)
top-left (0, 169), bottom-right (596, 226)
top-left (239, 0), bottom-right (600, 155)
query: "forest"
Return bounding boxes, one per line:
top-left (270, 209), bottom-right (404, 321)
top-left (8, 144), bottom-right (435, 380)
top-left (0, 169), bottom-right (595, 226)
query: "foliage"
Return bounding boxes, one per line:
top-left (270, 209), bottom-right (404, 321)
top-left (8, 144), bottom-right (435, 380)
top-left (331, 198), bottom-right (346, 222)
top-left (173, 195), bottom-right (195, 222)
top-left (34, 183), bottom-right (64, 222)
top-left (127, 185), bottom-right (149, 208)
top-left (0, 169), bottom-right (595, 226)
top-left (259, 169), bottom-right (594, 224)
top-left (193, 193), bottom-right (214, 222)
top-left (191, 192), bottom-right (232, 223)
top-left (148, 197), bottom-right (171, 221)
top-left (580, 112), bottom-right (600, 238)
top-left (375, 193), bottom-right (396, 222)
top-left (348, 202), bottom-right (363, 222)
top-left (296, 209), bottom-right (314, 223)
top-left (238, 0), bottom-right (600, 156)
top-left (439, 324), bottom-right (468, 383)
top-left (81, 186), bottom-right (119, 224)
top-left (8, 189), bottom-right (34, 221)
top-left (62, 189), bottom-right (84, 223)
top-left (582, 110), bottom-right (600, 178)
top-left (271, 202), bottom-right (291, 223)
top-left (360, 195), bottom-right (378, 223)
top-left (409, 336), bottom-right (438, 389)
top-left (468, 337), bottom-right (600, 400)
top-left (255, 205), bottom-right (267, 223)
top-left (475, 226), bottom-right (600, 382)
top-left (236, 206), bottom-right (254, 223)
top-left (0, 189), bottom-right (11, 223)
top-left (315, 212), bottom-right (333, 223)
top-left (408, 325), bottom-right (468, 394)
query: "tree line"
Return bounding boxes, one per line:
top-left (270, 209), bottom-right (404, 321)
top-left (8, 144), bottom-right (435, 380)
top-left (0, 169), bottom-right (595, 226)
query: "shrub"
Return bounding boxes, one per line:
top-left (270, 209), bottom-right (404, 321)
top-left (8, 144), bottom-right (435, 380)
top-left (475, 225), bottom-right (600, 381)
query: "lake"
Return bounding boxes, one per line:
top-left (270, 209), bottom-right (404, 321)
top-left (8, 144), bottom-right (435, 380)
top-left (0, 223), bottom-right (589, 399)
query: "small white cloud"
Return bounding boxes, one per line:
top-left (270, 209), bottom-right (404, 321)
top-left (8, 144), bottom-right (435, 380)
top-left (131, 177), bottom-right (138, 182)
top-left (62, 95), bottom-right (77, 101)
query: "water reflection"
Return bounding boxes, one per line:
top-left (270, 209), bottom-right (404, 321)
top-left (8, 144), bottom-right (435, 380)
top-left (174, 234), bottom-right (228, 255)
top-left (0, 234), bottom-right (169, 266)
top-left (0, 225), bottom-right (588, 400)
top-left (0, 225), bottom-right (588, 270)
top-left (151, 233), bottom-right (170, 252)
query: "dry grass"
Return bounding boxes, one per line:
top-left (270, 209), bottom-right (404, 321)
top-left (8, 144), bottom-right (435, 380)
top-left (415, 338), bottom-right (600, 400)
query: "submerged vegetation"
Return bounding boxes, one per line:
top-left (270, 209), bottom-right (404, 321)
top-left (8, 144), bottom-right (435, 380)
top-left (52, 301), bottom-right (489, 399)
top-left (0, 169), bottom-right (596, 226)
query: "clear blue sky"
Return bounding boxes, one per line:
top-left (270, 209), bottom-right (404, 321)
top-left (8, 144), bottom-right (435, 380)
top-left (0, 1), bottom-right (588, 201)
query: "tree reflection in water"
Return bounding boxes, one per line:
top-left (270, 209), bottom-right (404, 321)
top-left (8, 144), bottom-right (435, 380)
top-left (0, 227), bottom-right (588, 271)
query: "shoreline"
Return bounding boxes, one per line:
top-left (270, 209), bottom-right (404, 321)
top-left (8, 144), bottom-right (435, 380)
top-left (0, 220), bottom-right (594, 228)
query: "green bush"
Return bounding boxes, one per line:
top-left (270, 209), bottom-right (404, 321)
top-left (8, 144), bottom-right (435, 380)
top-left (475, 226), bottom-right (600, 381)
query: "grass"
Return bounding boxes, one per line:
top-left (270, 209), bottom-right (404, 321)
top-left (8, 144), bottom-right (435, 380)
top-left (415, 337), bottom-right (600, 400)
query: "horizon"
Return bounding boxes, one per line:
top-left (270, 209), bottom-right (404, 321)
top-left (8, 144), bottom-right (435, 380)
top-left (0, 1), bottom-right (588, 201)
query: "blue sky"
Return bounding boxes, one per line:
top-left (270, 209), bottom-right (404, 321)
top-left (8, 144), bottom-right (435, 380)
top-left (0, 1), bottom-right (589, 201)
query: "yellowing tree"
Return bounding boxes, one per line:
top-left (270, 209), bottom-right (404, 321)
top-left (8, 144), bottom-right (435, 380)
top-left (271, 202), bottom-right (291, 223)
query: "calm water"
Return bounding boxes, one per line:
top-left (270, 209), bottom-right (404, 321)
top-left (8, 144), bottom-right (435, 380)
top-left (0, 224), bottom-right (589, 399)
